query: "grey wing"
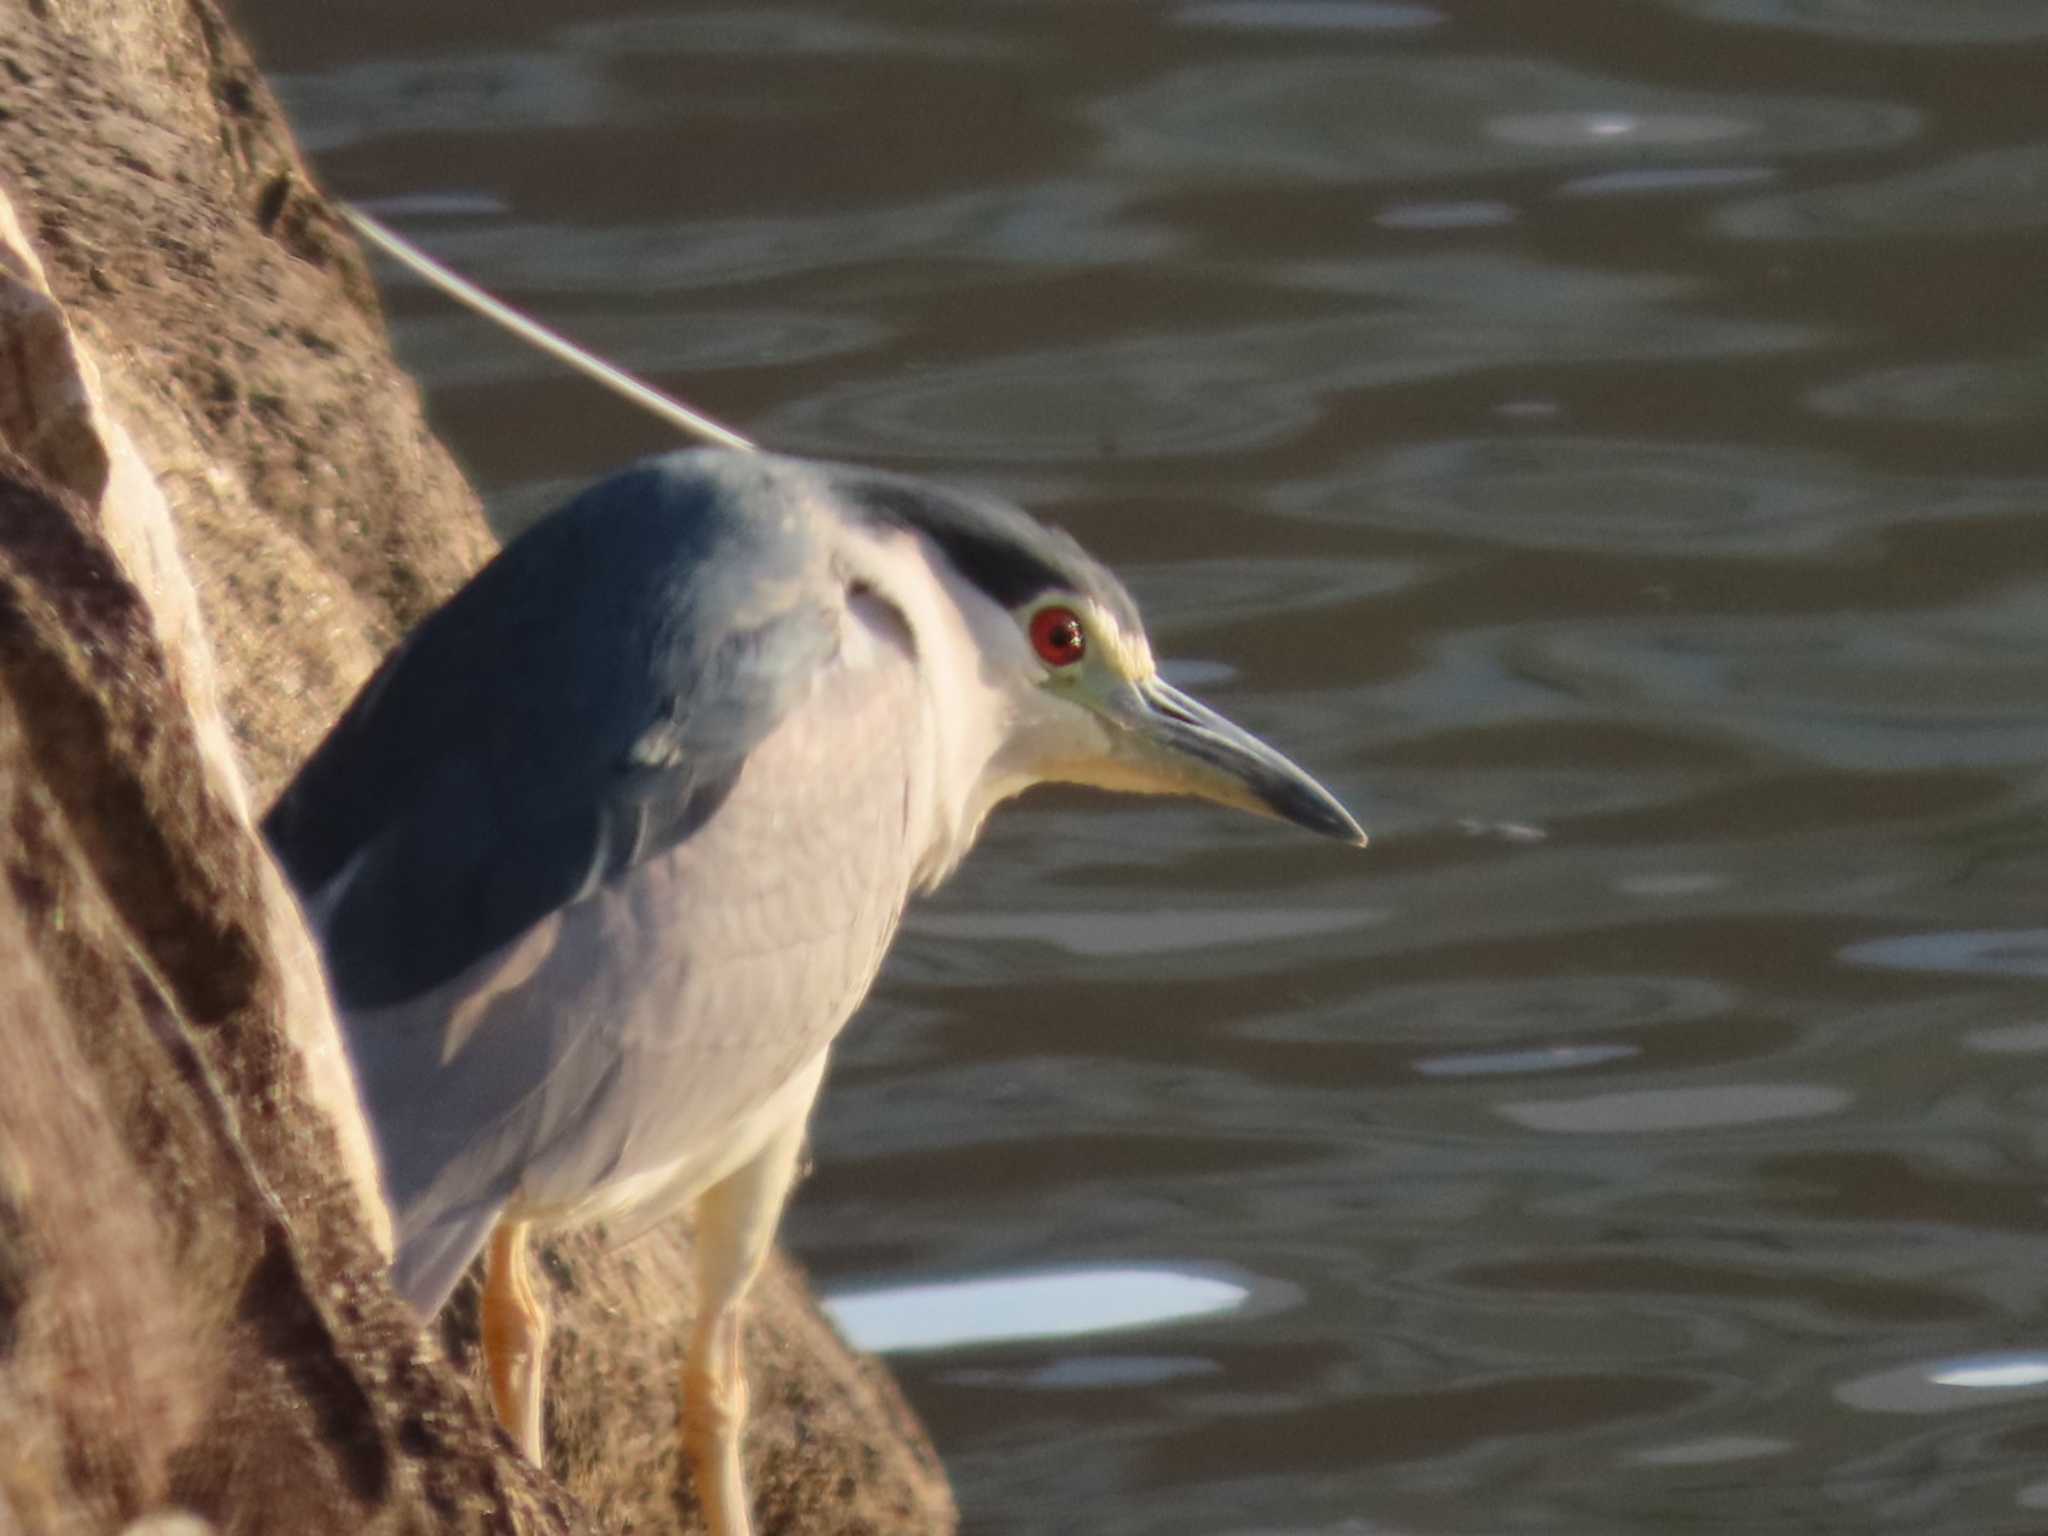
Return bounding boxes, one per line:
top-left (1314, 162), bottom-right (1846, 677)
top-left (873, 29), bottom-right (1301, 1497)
top-left (368, 582), bottom-right (930, 1314)
top-left (264, 452), bottom-right (834, 1011)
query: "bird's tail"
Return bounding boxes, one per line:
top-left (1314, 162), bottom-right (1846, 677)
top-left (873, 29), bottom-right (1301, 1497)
top-left (390, 1199), bottom-right (507, 1319)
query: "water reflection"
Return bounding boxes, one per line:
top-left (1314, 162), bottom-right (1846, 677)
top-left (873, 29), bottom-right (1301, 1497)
top-left (948, 1356), bottom-right (1222, 1391)
top-left (1233, 972), bottom-right (1736, 1050)
top-left (825, 1265), bottom-right (1267, 1354)
top-left (557, 8), bottom-right (996, 60)
top-left (348, 183), bottom-right (1176, 299)
top-left (1654, 0), bottom-right (2048, 43)
top-left (1273, 435), bottom-right (2048, 556)
top-left (1717, 143), bottom-right (2048, 240)
top-left (1628, 1433), bottom-right (1791, 1465)
top-left (1808, 351), bottom-right (2048, 426)
top-left (276, 50), bottom-right (617, 152)
top-left (1561, 165), bottom-right (1777, 198)
top-left (1283, 436), bottom-right (1870, 553)
top-left (1415, 1042), bottom-right (1639, 1078)
top-left (275, 6), bottom-right (994, 153)
top-left (1839, 1353), bottom-right (2048, 1414)
top-left (1374, 198), bottom-right (1517, 229)
top-left (764, 261), bottom-right (1825, 464)
top-left (382, 308), bottom-right (889, 393)
top-left (1179, 1), bottom-right (1445, 33)
top-left (1497, 1082), bottom-right (1849, 1134)
top-left (1478, 607), bottom-right (2048, 769)
top-left (1843, 929), bottom-right (2048, 979)
top-left (1962, 1022), bottom-right (2048, 1056)
top-left (1091, 55), bottom-right (1918, 185)
top-left (912, 904), bottom-right (1380, 961)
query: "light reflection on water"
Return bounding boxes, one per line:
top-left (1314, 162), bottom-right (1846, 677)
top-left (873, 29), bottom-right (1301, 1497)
top-left (1659, 0), bottom-right (2048, 44)
top-left (1840, 1354), bottom-right (2048, 1414)
top-left (910, 905), bottom-right (1381, 960)
top-left (1496, 1082), bottom-right (1850, 1134)
top-left (1716, 143), bottom-right (2048, 241)
top-left (824, 1265), bottom-right (1267, 1354)
top-left (1178, 1), bottom-right (1447, 36)
top-left (1089, 56), bottom-right (1919, 185)
top-left (251, 0), bottom-right (2048, 1530)
top-left (1844, 930), bottom-right (2048, 979)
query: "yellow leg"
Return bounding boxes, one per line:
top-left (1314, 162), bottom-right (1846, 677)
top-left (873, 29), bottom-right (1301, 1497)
top-left (681, 1066), bottom-right (822, 1536)
top-left (683, 1300), bottom-right (751, 1536)
top-left (481, 1219), bottom-right (548, 1462)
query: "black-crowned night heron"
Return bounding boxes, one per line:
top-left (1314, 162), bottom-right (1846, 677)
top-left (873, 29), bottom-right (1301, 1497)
top-left (264, 444), bottom-right (1363, 1535)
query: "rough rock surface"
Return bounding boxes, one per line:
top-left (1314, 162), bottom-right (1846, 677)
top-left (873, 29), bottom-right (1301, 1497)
top-left (0, 451), bottom-right (583, 1536)
top-left (0, 176), bottom-right (390, 1258)
top-left (0, 1), bottom-right (955, 1532)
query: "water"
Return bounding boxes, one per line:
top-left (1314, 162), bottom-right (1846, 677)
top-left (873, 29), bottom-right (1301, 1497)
top-left (241, 2), bottom-right (2048, 1530)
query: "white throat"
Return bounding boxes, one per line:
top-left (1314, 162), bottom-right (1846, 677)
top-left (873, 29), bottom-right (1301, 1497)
top-left (831, 521), bottom-right (1035, 892)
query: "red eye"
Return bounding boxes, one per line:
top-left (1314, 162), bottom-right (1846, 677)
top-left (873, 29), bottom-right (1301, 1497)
top-left (1030, 605), bottom-right (1086, 668)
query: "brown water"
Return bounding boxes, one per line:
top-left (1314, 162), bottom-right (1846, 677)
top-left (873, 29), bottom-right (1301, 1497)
top-left (239, 3), bottom-right (2048, 1531)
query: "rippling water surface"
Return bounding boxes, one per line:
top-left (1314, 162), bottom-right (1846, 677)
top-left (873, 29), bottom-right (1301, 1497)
top-left (243, 3), bottom-right (2048, 1530)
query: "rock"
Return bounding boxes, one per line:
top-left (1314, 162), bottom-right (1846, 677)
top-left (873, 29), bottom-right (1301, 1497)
top-left (0, 178), bottom-right (389, 1258)
top-left (0, 451), bottom-right (583, 1535)
top-left (0, 2), bottom-right (956, 1533)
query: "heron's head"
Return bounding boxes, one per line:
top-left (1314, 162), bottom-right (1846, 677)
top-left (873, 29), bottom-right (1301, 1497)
top-left (841, 466), bottom-right (1365, 849)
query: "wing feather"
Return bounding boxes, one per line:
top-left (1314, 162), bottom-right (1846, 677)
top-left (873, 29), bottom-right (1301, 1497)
top-left (264, 452), bottom-right (836, 1010)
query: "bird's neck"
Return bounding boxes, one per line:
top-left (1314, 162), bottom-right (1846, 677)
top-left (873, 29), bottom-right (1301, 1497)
top-left (905, 646), bottom-right (1027, 895)
top-left (838, 529), bottom-right (1027, 895)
